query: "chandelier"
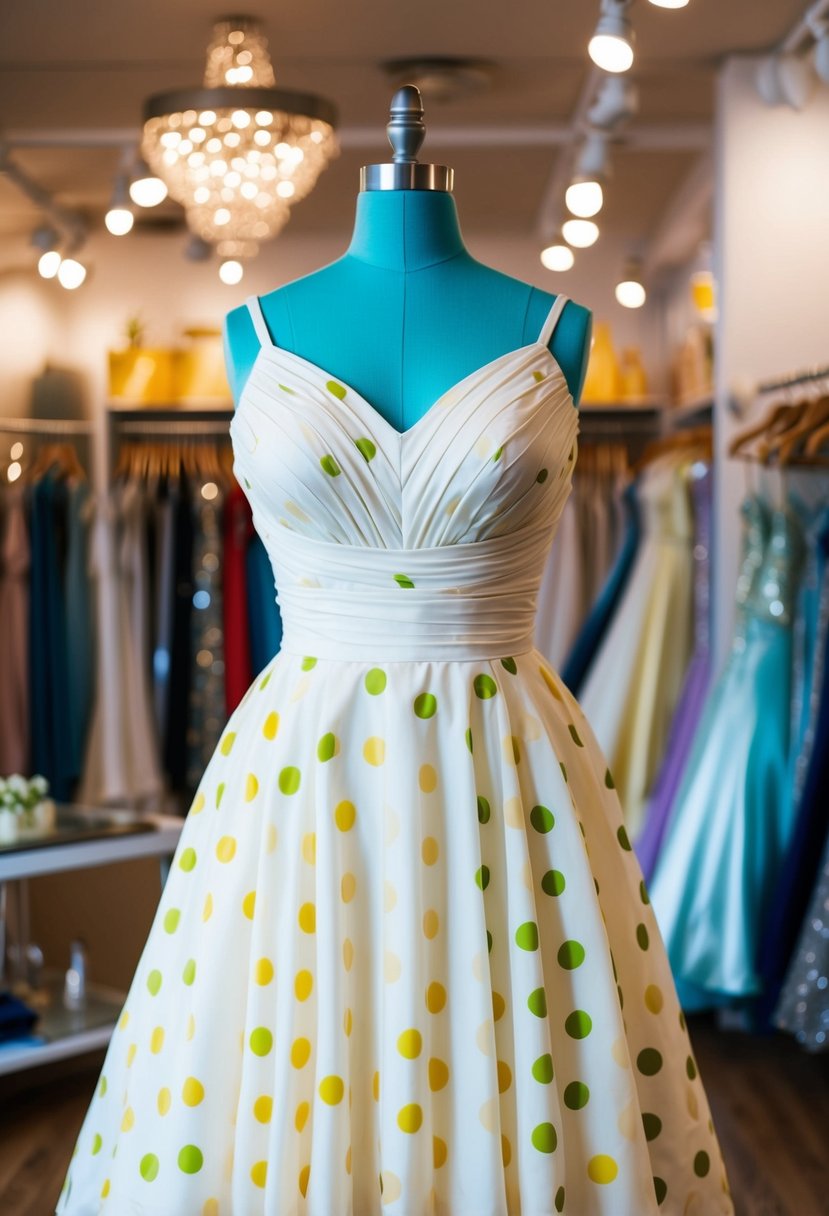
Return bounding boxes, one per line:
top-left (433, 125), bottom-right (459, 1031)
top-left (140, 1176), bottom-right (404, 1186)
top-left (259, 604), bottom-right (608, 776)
top-left (142, 17), bottom-right (338, 266)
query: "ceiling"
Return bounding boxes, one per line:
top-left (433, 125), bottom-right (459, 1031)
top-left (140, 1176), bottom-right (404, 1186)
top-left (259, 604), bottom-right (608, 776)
top-left (0, 0), bottom-right (806, 267)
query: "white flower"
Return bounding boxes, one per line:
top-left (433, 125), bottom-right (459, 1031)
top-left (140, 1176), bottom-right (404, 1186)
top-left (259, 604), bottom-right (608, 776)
top-left (31, 775), bottom-right (49, 797)
top-left (7, 774), bottom-right (27, 797)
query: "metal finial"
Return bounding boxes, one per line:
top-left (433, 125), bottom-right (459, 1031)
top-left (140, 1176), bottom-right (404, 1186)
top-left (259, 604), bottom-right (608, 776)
top-left (360, 84), bottom-right (453, 192)
top-left (387, 85), bottom-right (426, 163)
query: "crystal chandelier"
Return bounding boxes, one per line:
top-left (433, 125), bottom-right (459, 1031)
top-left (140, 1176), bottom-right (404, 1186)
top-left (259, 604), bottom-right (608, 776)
top-left (142, 17), bottom-right (338, 265)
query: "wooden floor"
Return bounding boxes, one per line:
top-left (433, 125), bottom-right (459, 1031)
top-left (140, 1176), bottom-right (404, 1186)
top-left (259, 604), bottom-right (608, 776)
top-left (0, 1016), bottom-right (826, 1215)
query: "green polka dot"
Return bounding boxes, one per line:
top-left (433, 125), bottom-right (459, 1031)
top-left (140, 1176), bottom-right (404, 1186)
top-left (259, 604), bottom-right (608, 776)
top-left (617, 826), bottom-right (632, 851)
top-left (557, 940), bottom-right (585, 969)
top-left (500, 656), bottom-right (517, 674)
top-left (642, 1113), bottom-right (662, 1141)
top-left (568, 723), bottom-right (584, 747)
top-left (147, 970), bottom-right (162, 996)
top-left (182, 959), bottom-right (196, 986)
top-left (414, 692), bottom-right (437, 719)
top-left (365, 668), bottom-right (386, 695)
top-left (477, 795), bottom-right (491, 823)
top-left (686, 1055), bottom-right (697, 1080)
top-left (536, 468), bottom-right (549, 483)
top-left (215, 782), bottom-right (225, 808)
top-left (139, 1153), bottom-right (159, 1181)
top-left (640, 880), bottom-right (650, 904)
top-left (91, 1134), bottom-right (103, 1155)
top-left (679, 1010), bottom-right (686, 1031)
top-left (473, 673), bottom-right (497, 699)
top-left (355, 437), bottom-right (376, 462)
top-left (259, 670), bottom-right (272, 689)
top-left (530, 804), bottom-right (555, 833)
top-left (604, 768), bottom-right (615, 789)
top-left (532, 1053), bottom-right (554, 1083)
top-left (278, 766), bottom-right (301, 795)
top-left (617, 985), bottom-right (624, 1008)
top-left (636, 924), bottom-right (650, 950)
top-left (475, 865), bottom-right (490, 890)
top-left (542, 869), bottom-right (566, 896)
top-left (532, 370), bottom-right (546, 383)
top-left (565, 1010), bottom-right (592, 1039)
top-left (317, 732), bottom-right (338, 762)
top-left (531, 1122), bottom-right (557, 1153)
top-left (320, 454), bottom-right (341, 477)
top-left (515, 922), bottom-right (539, 951)
top-left (492, 444), bottom-right (504, 461)
top-left (98, 1076), bottom-right (107, 1097)
top-left (326, 380), bottom-right (347, 399)
top-left (163, 909), bottom-right (180, 934)
top-left (301, 656), bottom-right (317, 670)
top-left (654, 1177), bottom-right (667, 1204)
top-left (560, 761), bottom-right (568, 783)
top-left (393, 573), bottom-right (415, 588)
top-left (564, 1081), bottom-right (590, 1110)
top-left (637, 1048), bottom-right (663, 1076)
top-left (178, 847), bottom-right (196, 872)
top-left (465, 727), bottom-right (474, 753)
top-left (527, 987), bottom-right (547, 1017)
top-left (693, 1151), bottom-right (710, 1178)
top-left (250, 1027), bottom-right (273, 1057)
top-left (486, 929), bottom-right (493, 953)
top-left (178, 1145), bottom-right (203, 1174)
top-left (555, 1187), bottom-right (565, 1213)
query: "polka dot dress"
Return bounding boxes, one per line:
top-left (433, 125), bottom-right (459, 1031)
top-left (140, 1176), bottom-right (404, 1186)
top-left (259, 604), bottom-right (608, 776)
top-left (57, 296), bottom-right (733, 1216)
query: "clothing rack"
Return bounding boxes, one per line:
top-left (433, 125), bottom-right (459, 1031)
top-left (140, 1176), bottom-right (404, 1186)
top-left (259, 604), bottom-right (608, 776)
top-left (113, 419), bottom-right (232, 437)
top-left (757, 365), bottom-right (829, 399)
top-left (0, 417), bottom-right (93, 435)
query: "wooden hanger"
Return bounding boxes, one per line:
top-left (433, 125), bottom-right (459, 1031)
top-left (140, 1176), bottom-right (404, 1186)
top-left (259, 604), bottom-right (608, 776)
top-left (634, 425), bottom-right (712, 475)
top-left (729, 401), bottom-right (803, 460)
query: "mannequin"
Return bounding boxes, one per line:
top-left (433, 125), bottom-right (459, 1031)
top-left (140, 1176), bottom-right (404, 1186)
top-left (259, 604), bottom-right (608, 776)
top-left (224, 86), bottom-right (592, 425)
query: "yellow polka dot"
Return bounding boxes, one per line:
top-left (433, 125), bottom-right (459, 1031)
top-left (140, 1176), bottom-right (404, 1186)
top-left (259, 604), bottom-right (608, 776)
top-left (341, 872), bottom-right (357, 903)
top-left (444, 494), bottom-right (461, 516)
top-left (291, 1037), bottom-right (311, 1068)
top-left (250, 1161), bottom-right (267, 1189)
top-left (397, 1103), bottom-right (422, 1133)
top-left (203, 1200), bottom-right (219, 1216)
top-left (611, 1037), bottom-right (630, 1068)
top-left (319, 1075), bottom-right (344, 1104)
top-left (418, 764), bottom-right (437, 793)
top-left (265, 823), bottom-right (278, 853)
top-left (253, 1095), bottom-right (273, 1124)
top-left (118, 1010), bottom-right (129, 1031)
top-left (428, 1057), bottom-right (449, 1091)
top-left (363, 736), bottom-right (386, 766)
top-left (384, 951), bottom-right (402, 982)
top-left (497, 1060), bottom-right (512, 1092)
top-left (345, 1146), bottom-right (352, 1175)
top-left (372, 1070), bottom-right (380, 1101)
top-left (476, 1019), bottom-right (494, 1055)
top-left (298, 902), bottom-right (315, 933)
top-left (644, 984), bottom-right (664, 1013)
top-left (588, 1155), bottom-right (618, 1184)
top-left (121, 1107), bottom-right (135, 1132)
top-left (343, 939), bottom-right (354, 971)
top-left (502, 735), bottom-right (521, 765)
top-left (426, 982), bottom-right (446, 1013)
top-left (183, 1077), bottom-right (205, 1106)
top-left (421, 836), bottom-right (439, 865)
top-left (101, 1180), bottom-right (111, 1198)
top-left (157, 1087), bottom-right (171, 1116)
top-left (295, 1101), bottom-right (309, 1131)
top-left (492, 991), bottom-right (506, 1021)
top-left (126, 1042), bottom-right (137, 1067)
top-left (255, 958), bottom-right (274, 986)
top-left (299, 1164), bottom-right (310, 1197)
top-left (192, 792), bottom-right (205, 815)
top-left (423, 909), bottom-right (439, 939)
top-left (539, 665), bottom-right (564, 699)
top-left (216, 836), bottom-right (236, 863)
top-left (263, 711), bottom-right (279, 739)
top-left (242, 891), bottom-right (256, 920)
top-left (380, 1170), bottom-right (401, 1204)
top-left (397, 1028), bottom-right (422, 1058)
top-left (687, 1085), bottom-right (699, 1120)
top-left (344, 1007), bottom-right (353, 1036)
top-left (502, 1135), bottom-right (512, 1167)
top-left (433, 1136), bottom-right (448, 1168)
top-left (334, 800), bottom-right (356, 831)
top-left (186, 1014), bottom-right (196, 1041)
top-left (384, 880), bottom-right (397, 912)
top-left (150, 1027), bottom-right (164, 1054)
top-left (295, 969), bottom-right (313, 1000)
top-left (245, 773), bottom-right (259, 801)
top-left (504, 796), bottom-right (523, 827)
top-left (220, 731), bottom-right (236, 756)
top-left (202, 892), bottom-right (213, 922)
top-left (301, 832), bottom-right (316, 864)
top-left (479, 1096), bottom-right (498, 1131)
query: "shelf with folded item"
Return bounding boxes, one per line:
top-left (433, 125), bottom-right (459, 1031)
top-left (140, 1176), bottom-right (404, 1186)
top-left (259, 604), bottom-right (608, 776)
top-left (0, 971), bottom-right (126, 1077)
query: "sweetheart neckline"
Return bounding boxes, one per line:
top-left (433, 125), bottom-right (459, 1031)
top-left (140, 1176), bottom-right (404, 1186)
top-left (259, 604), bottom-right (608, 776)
top-left (236, 339), bottom-right (577, 445)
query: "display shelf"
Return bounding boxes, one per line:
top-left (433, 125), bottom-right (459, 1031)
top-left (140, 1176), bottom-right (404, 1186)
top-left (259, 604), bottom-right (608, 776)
top-left (0, 971), bottom-right (125, 1077)
top-left (579, 398), bottom-right (664, 414)
top-left (667, 393), bottom-right (714, 425)
top-left (0, 810), bottom-right (183, 883)
top-left (107, 401), bottom-right (234, 415)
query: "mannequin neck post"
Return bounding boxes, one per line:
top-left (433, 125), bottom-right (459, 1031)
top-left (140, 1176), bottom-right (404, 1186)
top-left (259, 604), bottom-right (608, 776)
top-left (344, 190), bottom-right (468, 272)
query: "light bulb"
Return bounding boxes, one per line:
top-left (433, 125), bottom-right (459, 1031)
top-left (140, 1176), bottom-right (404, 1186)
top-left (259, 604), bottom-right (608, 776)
top-left (219, 259), bottom-right (244, 285)
top-left (589, 31), bottom-right (635, 74)
top-left (129, 175), bottom-right (168, 207)
top-left (566, 180), bottom-right (604, 219)
top-left (57, 258), bottom-right (87, 290)
top-left (540, 244), bottom-right (575, 272)
top-left (38, 250), bottom-right (61, 279)
top-left (562, 219), bottom-right (600, 249)
top-left (105, 207), bottom-right (134, 236)
top-left (648, 0), bottom-right (688, 6)
top-left (615, 279), bottom-right (647, 308)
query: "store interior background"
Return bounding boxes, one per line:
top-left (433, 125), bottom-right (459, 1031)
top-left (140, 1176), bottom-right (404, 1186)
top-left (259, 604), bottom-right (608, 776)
top-left (2, 2), bottom-right (829, 1212)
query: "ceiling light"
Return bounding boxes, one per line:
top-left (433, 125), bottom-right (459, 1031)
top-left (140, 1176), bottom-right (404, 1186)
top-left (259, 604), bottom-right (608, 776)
top-left (566, 132), bottom-right (610, 218)
top-left (589, 1), bottom-right (635, 74)
top-left (105, 173), bottom-right (135, 235)
top-left (141, 15), bottom-right (338, 268)
top-left (756, 52), bottom-right (817, 110)
top-left (37, 250), bottom-right (62, 279)
top-left (219, 258), bottom-right (244, 284)
top-left (129, 160), bottom-right (168, 207)
top-left (588, 74), bottom-right (639, 131)
top-left (566, 180), bottom-right (603, 218)
top-left (540, 244), bottom-right (575, 272)
top-left (57, 258), bottom-right (87, 290)
top-left (647, 0), bottom-right (689, 7)
top-left (562, 219), bottom-right (599, 248)
top-left (615, 260), bottom-right (646, 308)
top-left (31, 226), bottom-right (62, 278)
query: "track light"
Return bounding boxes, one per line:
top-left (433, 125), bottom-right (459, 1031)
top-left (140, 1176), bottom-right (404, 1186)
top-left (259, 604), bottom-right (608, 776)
top-left (540, 244), bottom-right (575, 272)
top-left (38, 251), bottom-right (62, 279)
top-left (588, 75), bottom-right (639, 132)
top-left (589, 1), bottom-right (635, 74)
top-left (756, 53), bottom-right (817, 110)
top-left (615, 260), bottom-right (646, 309)
top-left (129, 158), bottom-right (168, 208)
top-left (562, 219), bottom-right (600, 249)
top-left (647, 0), bottom-right (689, 7)
top-left (105, 174), bottom-right (134, 235)
top-left (566, 132), bottom-right (610, 219)
top-left (31, 226), bottom-right (62, 278)
top-left (57, 258), bottom-right (87, 290)
top-left (219, 258), bottom-right (244, 285)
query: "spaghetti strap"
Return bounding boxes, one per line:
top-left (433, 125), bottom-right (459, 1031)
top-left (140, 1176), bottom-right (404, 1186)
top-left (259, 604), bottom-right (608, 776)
top-left (538, 294), bottom-right (569, 348)
top-left (246, 295), bottom-right (274, 348)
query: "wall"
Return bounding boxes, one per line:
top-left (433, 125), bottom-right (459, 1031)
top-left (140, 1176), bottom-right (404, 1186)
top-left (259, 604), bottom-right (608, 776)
top-left (713, 57), bottom-right (829, 662)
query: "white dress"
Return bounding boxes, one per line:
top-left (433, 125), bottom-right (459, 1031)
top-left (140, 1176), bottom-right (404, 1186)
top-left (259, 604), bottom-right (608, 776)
top-left (58, 295), bottom-right (732, 1216)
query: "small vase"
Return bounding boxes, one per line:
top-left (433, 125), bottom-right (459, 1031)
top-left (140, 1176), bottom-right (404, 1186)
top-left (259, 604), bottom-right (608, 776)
top-left (0, 808), bottom-right (18, 843)
top-left (581, 322), bottom-right (621, 405)
top-left (33, 799), bottom-right (57, 833)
